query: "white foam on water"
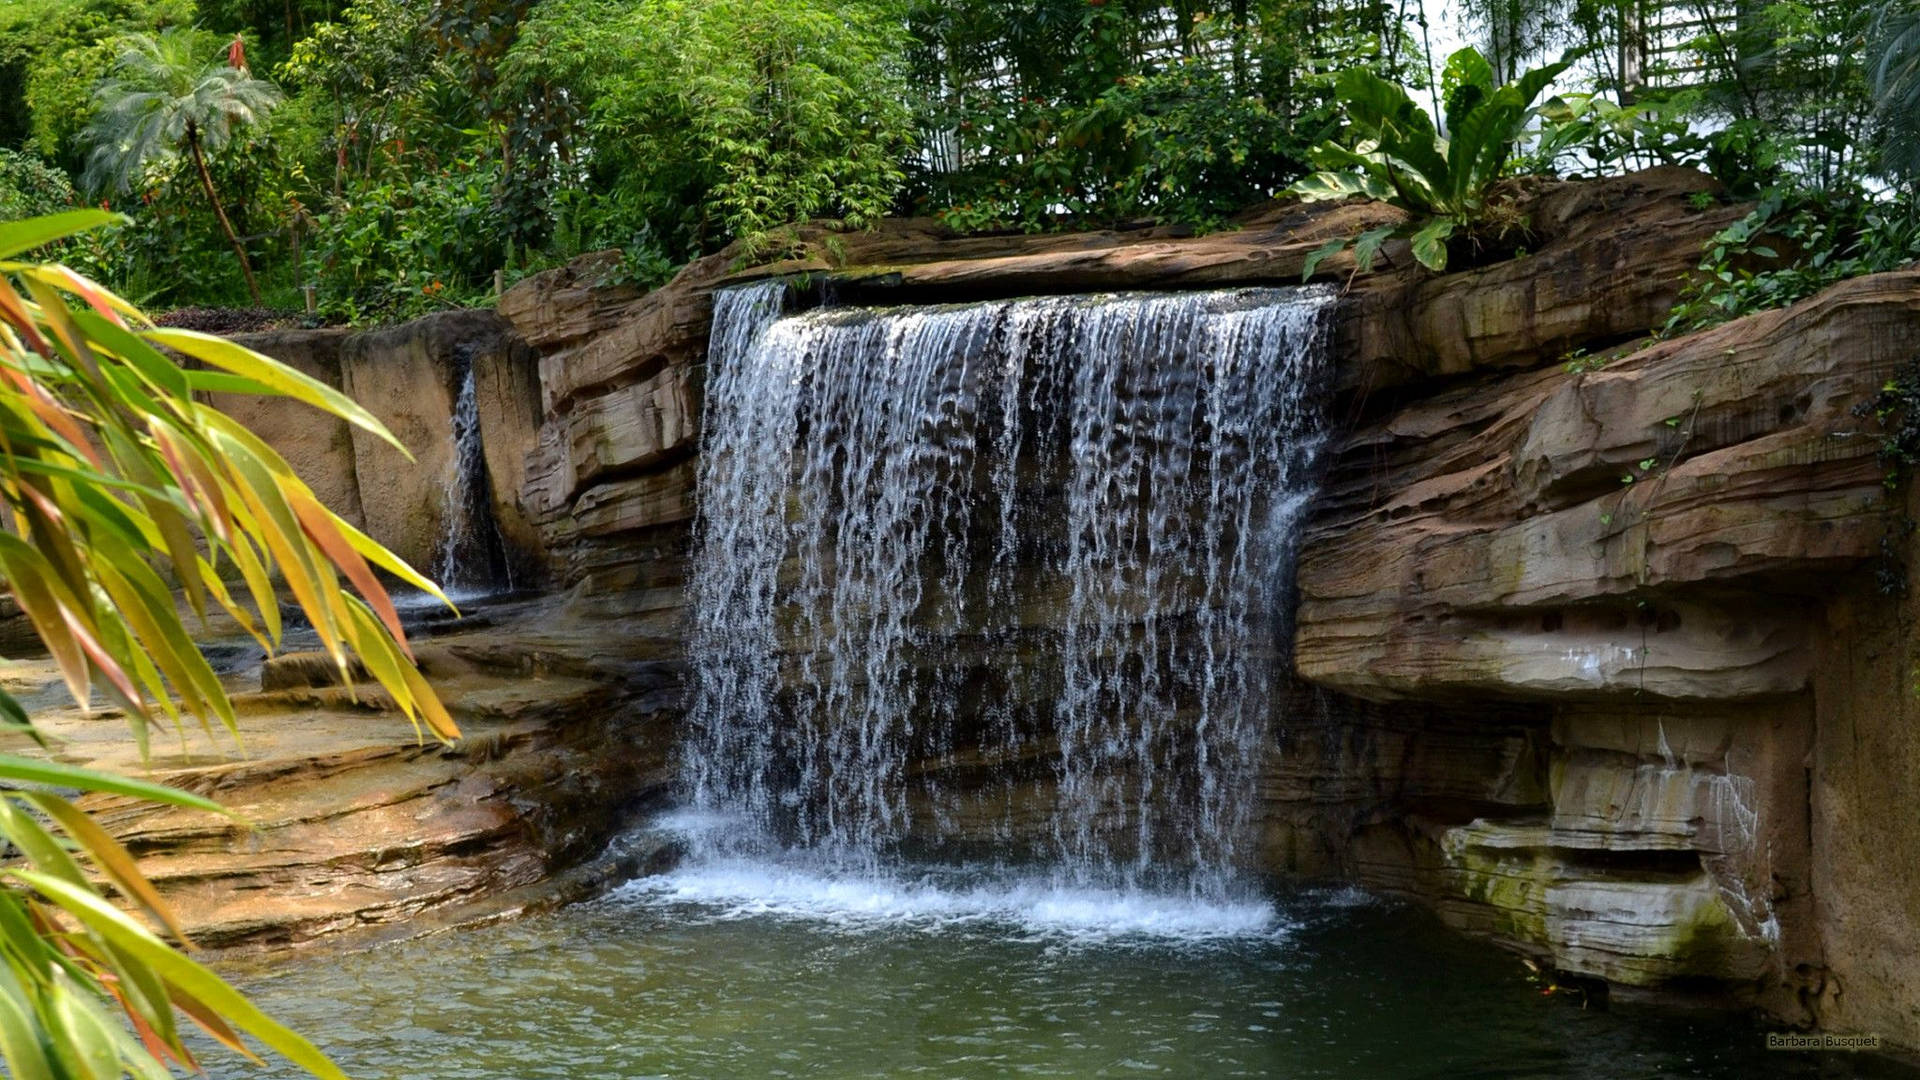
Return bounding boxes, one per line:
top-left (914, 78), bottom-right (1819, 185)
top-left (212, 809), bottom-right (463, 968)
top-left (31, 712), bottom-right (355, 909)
top-left (615, 857), bottom-right (1287, 944)
top-left (389, 587), bottom-right (502, 612)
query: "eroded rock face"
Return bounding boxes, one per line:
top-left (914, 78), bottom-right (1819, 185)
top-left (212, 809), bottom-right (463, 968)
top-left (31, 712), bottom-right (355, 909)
top-left (237, 312), bottom-right (547, 584)
top-left (105, 169), bottom-right (1920, 1051)
top-left (48, 599), bottom-right (681, 952)
top-left (1292, 267), bottom-right (1920, 1041)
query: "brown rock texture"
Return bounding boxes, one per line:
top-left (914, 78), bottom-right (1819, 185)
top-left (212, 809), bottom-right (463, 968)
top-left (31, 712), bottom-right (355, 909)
top-left (239, 312), bottom-right (546, 583)
top-left (1293, 266), bottom-right (1920, 1041)
top-left (12, 598), bottom-right (681, 953)
top-left (57, 167), bottom-right (1919, 1053)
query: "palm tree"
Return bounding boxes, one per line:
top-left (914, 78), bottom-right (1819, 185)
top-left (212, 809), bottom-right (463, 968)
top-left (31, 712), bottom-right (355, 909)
top-left (82, 28), bottom-right (282, 304)
top-left (1872, 0), bottom-right (1920, 181)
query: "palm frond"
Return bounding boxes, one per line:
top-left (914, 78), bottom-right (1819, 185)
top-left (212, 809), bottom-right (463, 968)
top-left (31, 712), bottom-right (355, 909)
top-left (1871, 0), bottom-right (1920, 181)
top-left (79, 27), bottom-right (282, 194)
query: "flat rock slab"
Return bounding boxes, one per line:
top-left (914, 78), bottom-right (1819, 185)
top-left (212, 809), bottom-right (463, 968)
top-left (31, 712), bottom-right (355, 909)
top-left (7, 601), bottom-right (677, 955)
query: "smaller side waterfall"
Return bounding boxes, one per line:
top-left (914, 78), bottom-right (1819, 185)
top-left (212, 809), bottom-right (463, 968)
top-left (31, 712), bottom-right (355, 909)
top-left (433, 350), bottom-right (513, 595)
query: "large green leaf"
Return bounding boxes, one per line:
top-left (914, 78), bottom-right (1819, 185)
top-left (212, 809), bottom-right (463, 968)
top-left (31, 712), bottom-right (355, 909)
top-left (10, 871), bottom-right (351, 1080)
top-left (1288, 171), bottom-right (1379, 203)
top-left (1441, 48), bottom-right (1496, 132)
top-left (1300, 238), bottom-right (1349, 281)
top-left (0, 212), bottom-right (125, 261)
top-left (0, 968), bottom-right (56, 1080)
top-left (1335, 67), bottom-right (1434, 139)
top-left (1410, 216), bottom-right (1458, 271)
top-left (1446, 96), bottom-right (1525, 204)
top-left (0, 755), bottom-right (227, 815)
top-left (1511, 57), bottom-right (1576, 115)
top-left (1351, 225), bottom-right (1400, 273)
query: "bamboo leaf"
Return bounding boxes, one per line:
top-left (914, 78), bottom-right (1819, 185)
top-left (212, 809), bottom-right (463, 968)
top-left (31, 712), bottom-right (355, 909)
top-left (9, 871), bottom-right (351, 1080)
top-left (0, 970), bottom-right (56, 1080)
top-left (25, 793), bottom-right (193, 945)
top-left (0, 212), bottom-right (125, 261)
top-left (287, 486), bottom-right (411, 660)
top-left (0, 755), bottom-right (227, 815)
top-left (148, 328), bottom-right (409, 455)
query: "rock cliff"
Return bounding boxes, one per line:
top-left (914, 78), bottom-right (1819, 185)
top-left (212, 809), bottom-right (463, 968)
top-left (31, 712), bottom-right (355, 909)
top-left (231, 310), bottom-right (544, 581)
top-left (488, 165), bottom-right (1920, 1048)
top-left (134, 167), bottom-right (1920, 1052)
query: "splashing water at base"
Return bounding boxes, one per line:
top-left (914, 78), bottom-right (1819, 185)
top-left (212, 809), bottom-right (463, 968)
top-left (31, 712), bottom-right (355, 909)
top-left (624, 811), bottom-right (1283, 942)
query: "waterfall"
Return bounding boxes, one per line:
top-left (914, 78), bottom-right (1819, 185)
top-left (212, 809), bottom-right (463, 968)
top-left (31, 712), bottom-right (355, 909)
top-left (683, 282), bottom-right (1334, 900)
top-left (433, 352), bottom-right (513, 595)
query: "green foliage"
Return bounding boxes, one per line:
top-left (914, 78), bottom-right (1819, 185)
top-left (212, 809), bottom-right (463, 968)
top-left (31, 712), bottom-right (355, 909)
top-left (905, 0), bottom-right (1401, 232)
top-left (278, 0), bottom-right (460, 190)
top-left (1665, 187), bottom-right (1920, 334)
top-left (304, 157), bottom-right (509, 321)
top-left (1870, 0), bottom-right (1920, 182)
top-left (1291, 46), bottom-right (1569, 274)
top-left (81, 26), bottom-right (282, 302)
top-left (529, 186), bottom-right (679, 289)
top-left (81, 27), bottom-right (281, 195)
top-left (1526, 91), bottom-right (1706, 177)
top-left (0, 0), bottom-right (1910, 325)
top-left (1862, 357), bottom-right (1920, 475)
top-left (0, 0), bottom-right (196, 171)
top-left (0, 148), bottom-right (76, 220)
top-left (0, 209), bottom-right (456, 1080)
top-left (1687, 0), bottom-right (1874, 194)
top-left (507, 0), bottom-right (913, 260)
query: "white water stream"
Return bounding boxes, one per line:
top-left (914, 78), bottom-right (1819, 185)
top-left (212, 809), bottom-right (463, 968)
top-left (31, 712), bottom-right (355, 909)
top-left (676, 282), bottom-right (1334, 933)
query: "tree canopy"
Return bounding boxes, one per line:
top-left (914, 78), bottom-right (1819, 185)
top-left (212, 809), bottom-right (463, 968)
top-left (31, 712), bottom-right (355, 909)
top-left (0, 0), bottom-right (1913, 326)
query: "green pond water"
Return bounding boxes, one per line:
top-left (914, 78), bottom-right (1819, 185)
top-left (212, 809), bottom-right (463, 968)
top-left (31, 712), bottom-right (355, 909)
top-left (225, 859), bottom-right (1913, 1080)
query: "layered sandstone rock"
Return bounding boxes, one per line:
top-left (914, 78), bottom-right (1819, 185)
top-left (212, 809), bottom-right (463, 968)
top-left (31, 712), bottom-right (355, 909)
top-left (235, 312), bottom-right (546, 583)
top-left (499, 168), bottom-right (1739, 595)
top-left (20, 599), bottom-right (680, 952)
top-left (1291, 267), bottom-right (1920, 1039)
top-left (75, 167), bottom-right (1919, 1052)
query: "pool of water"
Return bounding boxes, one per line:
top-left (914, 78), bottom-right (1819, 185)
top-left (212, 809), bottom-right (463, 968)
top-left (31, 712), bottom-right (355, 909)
top-left (228, 861), bottom-right (1912, 1080)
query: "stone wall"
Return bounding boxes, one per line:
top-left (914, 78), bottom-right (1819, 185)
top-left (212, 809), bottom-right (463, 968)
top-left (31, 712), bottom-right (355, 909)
top-left (235, 310), bottom-right (545, 583)
top-left (481, 166), bottom-right (1919, 1048)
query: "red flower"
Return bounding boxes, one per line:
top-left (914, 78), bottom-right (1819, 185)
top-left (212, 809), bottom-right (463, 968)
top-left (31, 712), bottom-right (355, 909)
top-left (227, 35), bottom-right (248, 73)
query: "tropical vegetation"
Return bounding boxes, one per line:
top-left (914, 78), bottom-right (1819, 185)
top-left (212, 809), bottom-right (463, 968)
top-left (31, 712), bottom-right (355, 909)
top-left (0, 0), bottom-right (1913, 324)
top-left (0, 208), bottom-right (453, 1078)
top-left (1291, 48), bottom-right (1571, 273)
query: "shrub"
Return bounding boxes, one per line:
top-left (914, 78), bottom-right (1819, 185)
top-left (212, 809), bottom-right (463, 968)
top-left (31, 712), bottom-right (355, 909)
top-left (1291, 47), bottom-right (1571, 273)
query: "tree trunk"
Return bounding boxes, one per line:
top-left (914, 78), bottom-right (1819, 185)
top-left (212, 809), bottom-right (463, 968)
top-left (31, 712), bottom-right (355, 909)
top-left (187, 121), bottom-right (263, 306)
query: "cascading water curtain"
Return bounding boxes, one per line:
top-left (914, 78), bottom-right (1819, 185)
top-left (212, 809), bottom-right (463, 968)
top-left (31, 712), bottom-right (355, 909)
top-left (685, 282), bottom-right (1335, 897)
top-left (434, 349), bottom-right (512, 594)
